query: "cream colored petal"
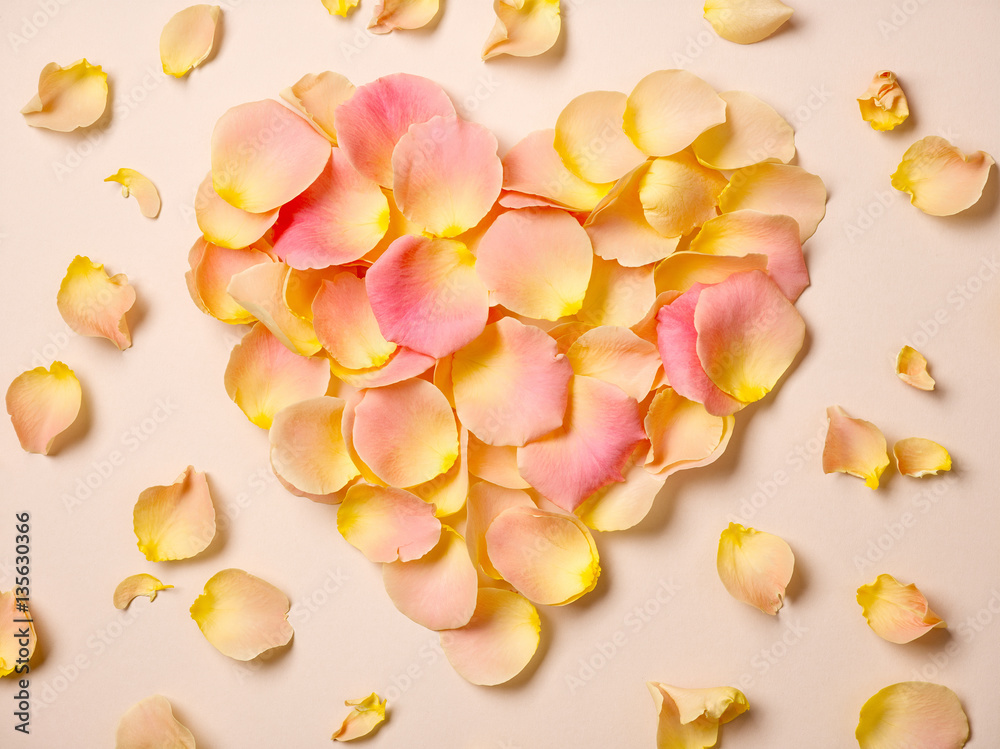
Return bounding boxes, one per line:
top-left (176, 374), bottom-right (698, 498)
top-left (692, 90), bottom-right (795, 170)
top-left (5, 362), bottom-right (82, 455)
top-left (115, 695), bottom-right (196, 749)
top-left (893, 438), bottom-right (952, 478)
top-left (133, 466), bottom-right (216, 561)
top-left (483, 0), bottom-right (561, 60)
top-left (113, 574), bottom-right (173, 610)
top-left (703, 0), bottom-right (793, 44)
top-left (466, 481), bottom-right (535, 578)
top-left (0, 591), bottom-right (36, 678)
top-left (105, 168), bottom-right (161, 218)
top-left (648, 681), bottom-right (749, 749)
top-left (717, 523), bottom-right (794, 615)
top-left (337, 484), bottom-right (442, 563)
top-left (576, 443), bottom-right (664, 532)
top-left (57, 255), bottom-right (136, 350)
top-left (280, 71), bottom-right (355, 143)
top-left (407, 426), bottom-right (470, 517)
top-left (858, 70), bottom-right (909, 132)
top-left (644, 387), bottom-right (734, 477)
top-left (896, 345), bottom-right (935, 391)
top-left (822, 406), bottom-right (890, 489)
top-left (624, 69), bottom-right (727, 157)
top-left (566, 326), bottom-right (660, 401)
top-left (857, 574), bottom-right (946, 644)
top-left (21, 59), bottom-right (108, 131)
top-left (890, 136), bottom-right (995, 216)
top-left (554, 90), bottom-right (647, 184)
top-left (856, 682), bottom-right (969, 749)
top-left (195, 172), bottom-right (278, 249)
top-left (578, 256), bottom-right (656, 328)
top-left (270, 396), bottom-right (360, 497)
top-left (160, 5), bottom-right (221, 77)
top-left (718, 163), bottom-right (827, 241)
top-left (368, 0), bottom-right (440, 33)
top-left (332, 693), bottom-right (387, 741)
top-left (639, 152), bottom-right (729, 238)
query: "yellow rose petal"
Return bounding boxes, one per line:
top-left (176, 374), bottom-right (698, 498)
top-left (857, 682), bottom-right (969, 749)
top-left (105, 168), bottom-right (161, 218)
top-left (893, 437), bottom-right (952, 478)
top-left (332, 693), bottom-right (387, 741)
top-left (717, 522), bottom-right (794, 615)
top-left (857, 573), bottom-right (945, 644)
top-left (113, 574), bottom-right (173, 610)
top-left (133, 466), bottom-right (217, 562)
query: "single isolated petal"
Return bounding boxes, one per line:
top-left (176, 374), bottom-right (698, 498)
top-left (280, 71), bottom-right (355, 143)
top-left (857, 574), bottom-right (946, 644)
top-left (313, 274), bottom-right (396, 370)
top-left (858, 70), bottom-right (909, 132)
top-left (486, 505), bottom-right (600, 605)
top-left (648, 682), bottom-right (749, 749)
top-left (576, 443), bottom-right (665, 532)
top-left (160, 4), bottom-right (221, 77)
top-left (337, 484), bottom-right (442, 563)
top-left (105, 169), bottom-right (161, 218)
top-left (227, 262), bottom-right (320, 355)
top-left (323, 0), bottom-right (360, 16)
top-left (269, 396), bottom-right (360, 497)
top-left (703, 0), bottom-right (793, 44)
top-left (1, 591), bottom-right (36, 677)
top-left (21, 59), bottom-right (108, 131)
top-left (466, 482), bottom-right (535, 577)
top-left (894, 438), bottom-right (952, 478)
top-left (6, 362), bottom-right (82, 455)
top-left (467, 435), bottom-right (531, 490)
top-left (719, 163), bottom-right (827, 241)
top-left (896, 345), bottom-right (935, 391)
top-left (115, 695), bottom-right (196, 749)
top-left (113, 574), bottom-right (173, 610)
top-left (693, 90), bottom-right (795, 170)
top-left (890, 136), bottom-right (995, 216)
top-left (639, 152), bottom-right (729, 238)
top-left (133, 466), bottom-right (216, 561)
top-left (554, 90), bottom-right (647, 183)
top-left (856, 682), bottom-right (969, 749)
top-left (578, 256), bottom-right (657, 328)
top-left (566, 326), bottom-right (660, 401)
top-left (483, 0), bottom-right (561, 60)
top-left (195, 173), bottom-right (278, 249)
top-left (368, 0), bottom-right (440, 33)
top-left (190, 569), bottom-right (293, 660)
top-left (332, 693), bottom-right (387, 742)
top-left (644, 387), bottom-right (735, 477)
top-left (57, 255), bottom-right (136, 350)
top-left (624, 70), bottom-right (727, 157)
top-left (717, 523), bottom-right (794, 615)
top-left (185, 238), bottom-right (274, 323)
top-left (654, 251), bottom-right (768, 297)
top-left (822, 406), bottom-right (890, 489)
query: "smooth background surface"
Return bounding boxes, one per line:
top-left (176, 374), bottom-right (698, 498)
top-left (1, 0), bottom-right (998, 746)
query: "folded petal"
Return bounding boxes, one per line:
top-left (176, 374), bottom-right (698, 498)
top-left (857, 682), bottom-right (969, 749)
top-left (566, 326), bottom-right (660, 400)
top-left (703, 0), bottom-right (793, 44)
top-left (133, 466), bottom-right (216, 561)
top-left (21, 59), bottom-right (108, 131)
top-left (857, 574), bottom-right (945, 644)
top-left (104, 168), bottom-right (161, 218)
top-left (890, 136), bottom-right (995, 216)
top-left (644, 387), bottom-right (735, 477)
top-left (476, 207), bottom-right (593, 320)
top-left (576, 443), bottom-right (664, 532)
top-left (894, 438), bottom-right (952, 478)
top-left (719, 163), bottom-right (827, 241)
top-left (485, 505), bottom-right (600, 605)
top-left (822, 406), bottom-right (890, 489)
top-left (467, 435), bottom-right (531, 490)
top-left (280, 71), bottom-right (355, 143)
top-left (57, 255), bottom-right (136, 350)
top-left (717, 522), bottom-right (794, 615)
top-left (692, 90), bottom-right (795, 170)
top-left (1, 591), bottom-right (36, 677)
top-left (338, 484), bottom-right (442, 562)
top-left (653, 251), bottom-right (768, 296)
top-left (554, 90), bottom-right (647, 184)
top-left (6, 362), bottom-right (82, 455)
top-left (624, 69), bottom-right (727, 157)
top-left (160, 4), bottom-right (220, 77)
top-left (639, 152), bottom-right (728, 238)
top-left (269, 396), bottom-right (359, 497)
top-left (502, 129), bottom-right (613, 212)
top-left (896, 345), bottom-right (935, 391)
top-left (113, 574), bottom-right (173, 610)
top-left (190, 568), bottom-right (293, 660)
top-left (195, 173), bottom-right (278, 249)
top-left (368, 0), bottom-right (440, 33)
top-left (648, 682), bottom-right (749, 749)
top-left (323, 0), bottom-right (360, 16)
top-left (466, 482), bottom-right (535, 577)
top-left (186, 238), bottom-right (274, 323)
top-left (332, 693), bottom-right (387, 742)
top-left (115, 695), bottom-right (196, 749)
top-left (483, 0), bottom-right (561, 60)
top-left (579, 256), bottom-right (656, 327)
top-left (227, 262), bottom-right (321, 355)
top-left (211, 99), bottom-right (331, 213)
top-left (858, 70), bottom-right (909, 132)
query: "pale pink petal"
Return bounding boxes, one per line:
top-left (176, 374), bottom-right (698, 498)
top-left (632, 290), bottom-right (681, 346)
top-left (554, 90), bottom-right (646, 183)
top-left (896, 346), bottom-right (935, 391)
top-left (269, 396), bottom-right (360, 497)
top-left (185, 238), bottom-right (274, 324)
top-left (113, 574), bottom-right (173, 610)
top-left (57, 255), bottom-right (136, 350)
top-left (195, 173), bottom-right (278, 249)
top-left (857, 682), bottom-right (969, 749)
top-left (623, 69), bottom-right (727, 157)
top-left (104, 168), bottom-right (160, 218)
top-left (857, 574), bottom-right (946, 644)
top-left (483, 0), bottom-right (561, 60)
top-left (719, 163), bottom-right (827, 241)
top-left (337, 484), bottom-right (441, 562)
top-left (893, 438), bottom-right (952, 478)
top-left (466, 481), bottom-right (535, 578)
top-left (313, 274), bottom-right (396, 370)
top-left (21, 59), bottom-right (107, 131)
top-left (858, 70), bottom-right (910, 132)
top-left (159, 4), bottom-right (220, 77)
top-left (467, 434), bottom-right (531, 490)
top-left (133, 466), bottom-right (216, 561)
top-left (648, 682), bottom-right (749, 749)
top-left (331, 694), bottom-right (387, 742)
top-left (891, 136), bottom-right (995, 216)
top-left (368, 0), bottom-right (440, 33)
top-left (692, 90), bottom-right (795, 170)
top-left (115, 695), bottom-right (196, 749)
top-left (328, 346), bottom-right (436, 390)
top-left (639, 152), bottom-right (729, 237)
top-left (703, 0), bottom-right (793, 43)
top-left (576, 443), bottom-right (665, 532)
top-left (227, 262), bottom-right (321, 356)
top-left (644, 387), bottom-right (734, 477)
top-left (406, 425), bottom-right (470, 517)
top-left (653, 251), bottom-right (768, 296)
top-left (566, 326), bottom-right (660, 400)
top-left (6, 362), bottom-right (82, 455)
top-left (823, 406), bottom-right (890, 489)
top-left (280, 71), bottom-right (356, 143)
top-left (578, 256), bottom-right (657, 327)
top-left (717, 522), bottom-right (794, 614)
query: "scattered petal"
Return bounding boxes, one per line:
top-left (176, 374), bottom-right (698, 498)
top-left (21, 59), bottom-right (108, 132)
top-left (623, 69), bottom-right (727, 157)
top-left (554, 90), bottom-right (647, 184)
top-left (6, 362), bottom-right (82, 455)
top-left (323, 0), bottom-right (360, 16)
top-left (115, 695), bottom-right (196, 749)
top-left (313, 274), bottom-right (396, 370)
top-left (893, 438), bottom-right (952, 478)
top-left (896, 345), bottom-right (935, 391)
top-left (368, 0), bottom-right (440, 33)
top-left (466, 482), bottom-right (535, 577)
top-left (185, 238), bottom-right (274, 323)
top-left (717, 522), bottom-right (794, 615)
top-left (270, 396), bottom-right (360, 497)
top-left (857, 574), bottom-right (946, 644)
top-left (338, 484), bottom-right (442, 562)
top-left (890, 136), bottom-right (995, 216)
top-left (718, 163), bottom-right (827, 241)
top-left (483, 0), bottom-right (561, 60)
top-left (104, 168), bottom-right (160, 218)
top-left (822, 406), bottom-right (890, 489)
top-left (566, 326), bottom-right (660, 400)
top-left (57, 255), bottom-right (136, 350)
top-left (703, 0), bottom-right (793, 44)
top-left (858, 70), bottom-right (909, 132)
top-left (576, 443), bottom-right (665, 532)
top-left (133, 466), bottom-right (216, 561)
top-left (467, 435), bottom-right (531, 490)
top-left (160, 4), bottom-right (220, 78)
top-left (227, 262), bottom-right (321, 355)
top-left (692, 90), bottom-right (795, 170)
top-left (502, 129), bottom-right (613, 212)
top-left (856, 682), bottom-right (969, 749)
top-left (578, 256), bottom-right (657, 328)
top-left (332, 693), bottom-right (387, 742)
top-left (648, 682), bottom-right (749, 749)
top-left (195, 173), bottom-right (278, 249)
top-left (639, 152), bottom-right (728, 238)
top-left (644, 387), bottom-right (735, 477)
top-left (1, 591), bottom-right (36, 677)
top-left (280, 71), bottom-right (355, 143)
top-left (113, 574), bottom-right (173, 610)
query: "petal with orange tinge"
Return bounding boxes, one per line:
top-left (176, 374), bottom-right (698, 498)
top-left (332, 694), bottom-right (387, 742)
top-left (57, 255), bottom-right (136, 350)
top-left (486, 505), bottom-right (599, 605)
top-left (648, 682), bottom-right (749, 749)
top-left (115, 695), bottom-right (196, 749)
top-left (224, 323), bottom-right (331, 429)
top-left (623, 69), bottom-right (727, 157)
top-left (323, 0), bottom-right (360, 16)
top-left (717, 523), bottom-right (794, 615)
top-left (211, 100), bottom-right (331, 213)
top-left (185, 238), bottom-right (274, 323)
top-left (227, 262), bottom-right (320, 356)
top-left (477, 207), bottom-right (593, 320)
top-left (269, 396), bottom-right (359, 497)
top-left (280, 71), bottom-right (355, 143)
top-left (891, 136), bottom-right (995, 216)
top-left (195, 173), bottom-right (278, 249)
top-left (857, 574), bottom-right (945, 644)
top-left (382, 526), bottom-right (477, 630)
top-left (330, 346), bottom-right (436, 390)
top-left (335, 73), bottom-right (455, 188)
top-left (502, 129), bottom-right (613, 212)
top-left (823, 406), bottom-right (890, 489)
top-left (644, 387), bottom-right (734, 477)
top-left (313, 274), bottom-right (396, 370)
top-left (105, 168), bottom-right (160, 218)
top-left (639, 152), bottom-right (728, 238)
top-left (466, 482), bottom-right (535, 577)
top-left (190, 569), bottom-right (293, 660)
top-left (133, 466), bottom-right (216, 561)
top-left (467, 435), bottom-right (531, 490)
top-left (337, 484), bottom-right (441, 563)
top-left (654, 251), bottom-right (768, 297)
top-left (896, 346), bottom-right (935, 391)
top-left (114, 574), bottom-right (173, 610)
top-left (6, 362), bottom-right (81, 455)
top-left (693, 91), bottom-right (795, 170)
top-left (703, 0), bottom-right (793, 43)
top-left (483, 0), bottom-right (561, 60)
top-left (576, 443), bottom-right (664, 532)
top-left (894, 438), bottom-right (952, 478)
top-left (719, 163), bottom-right (827, 241)
top-left (517, 375), bottom-right (645, 511)
top-left (1, 592), bottom-right (35, 677)
top-left (858, 70), bottom-right (909, 132)
top-left (160, 4), bottom-right (220, 78)
top-left (579, 256), bottom-right (656, 328)
top-left (857, 682), bottom-right (969, 749)
top-left (21, 59), bottom-right (107, 131)
top-left (554, 91), bottom-right (647, 184)
top-left (368, 0), bottom-right (440, 33)
top-left (566, 326), bottom-right (660, 401)
top-left (407, 426), bottom-right (470, 517)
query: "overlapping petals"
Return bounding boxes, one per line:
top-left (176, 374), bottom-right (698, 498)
top-left (368, 0), bottom-right (440, 33)
top-left (227, 262), bottom-right (321, 355)
top-left (160, 4), bottom-right (221, 78)
top-left (623, 70), bottom-right (727, 157)
top-left (857, 574), bottom-right (945, 644)
top-left (858, 71), bottom-right (909, 131)
top-left (644, 387), bottom-right (734, 477)
top-left (466, 482), bottom-right (535, 577)
top-left (6, 362), bottom-right (82, 455)
top-left (133, 466), bottom-right (217, 561)
top-left (406, 425), bottom-right (469, 516)
top-left (483, 0), bottom-right (561, 60)
top-left (186, 239), bottom-right (274, 323)
top-left (554, 91), bottom-right (646, 184)
top-left (576, 443), bottom-right (665, 532)
top-left (654, 251), bottom-right (767, 296)
top-left (822, 406), bottom-right (890, 489)
top-left (717, 523), bottom-right (794, 615)
top-left (281, 71), bottom-right (355, 143)
top-left (896, 345), bottom-right (935, 391)
top-left (856, 682), bottom-right (969, 749)
top-left (113, 574), bottom-right (173, 609)
top-left (57, 255), bottom-right (136, 350)
top-left (890, 136), bottom-right (995, 216)
top-left (467, 436), bottom-right (531, 490)
top-left (337, 484), bottom-right (442, 562)
top-left (692, 90), bottom-right (795, 170)
top-left (115, 695), bottom-right (196, 749)
top-left (718, 163), bottom-right (827, 241)
top-left (894, 438), bottom-right (952, 478)
top-left (566, 326), bottom-right (660, 401)
top-left (105, 168), bottom-right (161, 218)
top-left (331, 694), bottom-right (387, 742)
top-left (648, 682), bottom-right (749, 749)
top-left (502, 129), bottom-right (613, 212)
top-left (1, 591), bottom-right (35, 677)
top-left (703, 0), bottom-right (793, 44)
top-left (195, 173), bottom-right (278, 249)
top-left (21, 59), bottom-right (108, 131)
top-left (313, 273), bottom-right (396, 369)
top-left (579, 257), bottom-right (656, 327)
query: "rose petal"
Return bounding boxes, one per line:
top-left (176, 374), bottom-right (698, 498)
top-left (227, 262), bottom-right (321, 355)
top-left (407, 426), bottom-right (470, 517)
top-left (483, 0), bottom-right (561, 60)
top-left (554, 91), bottom-right (646, 184)
top-left (703, 0), bottom-right (793, 44)
top-left (21, 59), bottom-right (108, 132)
top-left (578, 256), bottom-right (656, 327)
top-left (653, 251), bottom-right (769, 296)
top-left (644, 387), bottom-right (735, 477)
top-left (104, 168), bottom-right (161, 218)
top-left (337, 484), bottom-right (442, 563)
top-left (190, 568), bottom-right (293, 660)
top-left (368, 0), bottom-right (440, 33)
top-left (323, 0), bottom-right (360, 16)
top-left (329, 346), bottom-right (436, 390)
top-left (186, 238), bottom-right (274, 323)
top-left (159, 4), bottom-right (220, 77)
top-left (466, 481), bottom-right (535, 578)
top-left (502, 129), bottom-right (613, 212)
top-left (312, 274), bottom-right (395, 370)
top-left (857, 574), bottom-right (946, 644)
top-left (566, 326), bottom-right (660, 401)
top-left (648, 682), bottom-right (749, 749)
top-left (6, 362), bottom-right (82, 455)
top-left (576, 443), bottom-right (665, 532)
top-left (639, 152), bottom-right (729, 238)
top-left (113, 574), bottom-right (173, 610)
top-left (896, 345), bottom-right (935, 391)
top-left (858, 70), bottom-right (909, 132)
top-left (332, 693), bottom-right (387, 742)
top-left (280, 71), bottom-right (355, 143)
top-left (822, 406), bottom-right (890, 489)
top-left (57, 255), bottom-right (136, 350)
top-left (115, 695), bottom-right (196, 749)
top-left (692, 90), bottom-right (795, 170)
top-left (0, 591), bottom-right (36, 677)
top-left (269, 396), bottom-right (360, 497)
top-left (890, 136), bottom-right (995, 216)
top-left (717, 522), bottom-right (794, 615)
top-left (133, 466), bottom-right (216, 561)
top-left (893, 437), bottom-right (952, 478)
top-left (467, 434), bottom-right (531, 490)
top-left (718, 163), bottom-right (827, 241)
top-left (857, 682), bottom-right (969, 749)
top-left (195, 173), bottom-right (278, 249)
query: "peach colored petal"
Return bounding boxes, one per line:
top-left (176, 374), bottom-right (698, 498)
top-left (653, 251), bottom-right (769, 296)
top-left (566, 326), bottom-right (660, 401)
top-left (323, 0), bottom-right (360, 16)
top-left (159, 4), bottom-right (220, 77)
top-left (313, 274), bottom-right (396, 370)
top-left (639, 152), bottom-right (729, 237)
top-left (554, 90), bottom-right (647, 183)
top-left (113, 574), bottom-right (173, 610)
top-left (224, 323), bottom-right (331, 429)
top-left (104, 168), bottom-right (160, 218)
top-left (858, 70), bottom-right (909, 132)
top-left (718, 163), bottom-right (827, 241)
top-left (329, 346), bottom-right (436, 390)
top-left (211, 99), bottom-right (331, 213)
top-left (195, 172), bottom-right (278, 249)
top-left (550, 321), bottom-right (595, 354)
top-left (115, 695), bottom-right (196, 749)
top-left (648, 682), bottom-right (749, 749)
top-left (823, 406), bottom-right (890, 489)
top-left (185, 238), bottom-right (274, 323)
top-left (890, 136), bottom-right (995, 216)
top-left (633, 290), bottom-right (681, 346)
top-left (692, 90), bottom-right (795, 170)
top-left (467, 434), bottom-right (531, 490)
top-left (486, 505), bottom-right (600, 605)
top-left (368, 0), bottom-right (440, 33)
top-left (335, 73), bottom-right (455, 188)
top-left (893, 438), bottom-right (952, 478)
top-left (190, 568), bottom-right (293, 660)
top-left (578, 256), bottom-right (656, 328)
top-left (644, 387), bottom-right (734, 477)
top-left (332, 693), bottom-right (387, 742)
top-left (57, 255), bottom-right (136, 350)
top-left (483, 0), bottom-right (561, 60)
top-left (382, 526), bottom-right (478, 630)
top-left (0, 591), bottom-right (35, 677)
top-left (466, 481), bottom-right (535, 577)
top-left (337, 484), bottom-right (442, 562)
top-left (6, 362), bottom-right (81, 455)
top-left (703, 0), bottom-right (793, 43)
top-left (407, 426), bottom-right (470, 517)
top-left (133, 466), bottom-right (216, 561)
top-left (502, 129), bottom-right (613, 212)
top-left (857, 574), bottom-right (946, 644)
top-left (280, 71), bottom-right (355, 143)
top-left (476, 207), bottom-right (593, 320)
top-left (227, 262), bottom-right (320, 355)
top-left (623, 69), bottom-right (727, 157)
top-left (269, 396), bottom-right (360, 497)
top-left (21, 59), bottom-right (108, 131)
top-left (856, 682), bottom-right (969, 749)
top-left (576, 443), bottom-right (665, 532)
top-left (717, 522), bottom-right (794, 615)
top-left (896, 345), bottom-right (935, 391)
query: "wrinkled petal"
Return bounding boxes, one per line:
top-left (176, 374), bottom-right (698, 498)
top-left (502, 129), bottom-right (613, 212)
top-left (857, 682), bottom-right (969, 749)
top-left (185, 238), bottom-right (274, 323)
top-left (644, 387), bottom-right (735, 477)
top-left (483, 0), bottom-right (561, 60)
top-left (467, 434), bottom-right (531, 490)
top-left (332, 693), bottom-right (386, 742)
top-left (717, 522), bottom-right (794, 615)
top-left (579, 256), bottom-right (656, 327)
top-left (0, 591), bottom-right (36, 677)
top-left (648, 682), bottom-right (749, 749)
top-left (822, 406), bottom-right (890, 489)
top-left (896, 345), bottom-right (935, 391)
top-left (893, 438), bottom-right (952, 478)
top-left (654, 251), bottom-right (768, 296)
top-left (280, 71), bottom-right (355, 143)
top-left (190, 569), bottom-right (293, 660)
top-left (21, 59), bottom-right (108, 131)
top-left (554, 90), bottom-right (647, 184)
top-left (133, 466), bottom-right (216, 561)
top-left (104, 168), bottom-right (160, 218)
top-left (227, 262), bottom-right (320, 355)
top-left (692, 90), bottom-right (795, 170)
top-left (407, 426), bottom-right (470, 517)
top-left (858, 70), bottom-right (909, 132)
top-left (703, 0), bottom-right (793, 44)
top-left (368, 0), bottom-right (440, 33)
top-left (624, 69), bottom-right (727, 157)
top-left (857, 574), bottom-right (945, 644)
top-left (115, 695), bottom-right (196, 749)
top-left (566, 326), bottom-right (660, 400)
top-left (269, 396), bottom-right (360, 497)
top-left (6, 362), bottom-right (82, 455)
top-left (57, 255), bottom-right (136, 350)
top-left (466, 482), bottom-right (535, 577)
top-left (718, 163), bottom-right (827, 241)
top-left (313, 274), bottom-right (396, 370)
top-left (639, 152), bottom-right (728, 238)
top-left (160, 4), bottom-right (220, 77)
top-left (113, 574), bottom-right (173, 610)
top-left (338, 484), bottom-right (442, 562)
top-left (323, 0), bottom-right (360, 16)
top-left (195, 173), bottom-right (278, 249)
top-left (890, 136), bottom-right (995, 216)
top-left (576, 443), bottom-right (664, 532)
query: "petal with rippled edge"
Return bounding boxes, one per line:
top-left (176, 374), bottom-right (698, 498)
top-left (195, 173), bottom-right (278, 249)
top-left (477, 207), bottom-right (593, 320)
top-left (190, 569), bottom-right (293, 660)
top-left (894, 438), bottom-right (952, 478)
top-left (483, 0), bottom-right (561, 60)
top-left (717, 522), bottom-right (794, 615)
top-left (160, 4), bottom-right (220, 77)
top-left (639, 152), bottom-right (728, 238)
top-left (858, 70), bottom-right (909, 132)
top-left (323, 0), bottom-right (360, 16)
top-left (719, 163), bottom-right (827, 241)
top-left (822, 406), bottom-right (890, 489)
top-left (644, 387), bottom-right (734, 477)
top-left (227, 262), bottom-right (320, 355)
top-left (211, 99), bottom-right (331, 213)
top-left (281, 71), bottom-right (355, 143)
top-left (890, 136), bottom-right (995, 216)
top-left (313, 274), bottom-right (395, 370)
top-left (269, 396), bottom-right (359, 497)
top-left (133, 466), bottom-right (216, 561)
top-left (576, 443), bottom-right (664, 532)
top-left (567, 326), bottom-right (660, 401)
top-left (579, 256), bottom-right (656, 328)
top-left (554, 90), bottom-right (647, 184)
top-left (332, 693), bottom-right (387, 742)
top-left (896, 346), bottom-right (935, 391)
top-left (115, 695), bottom-right (196, 749)
top-left (21, 59), bottom-right (107, 131)
top-left (186, 238), bottom-right (274, 323)
top-left (6, 362), bottom-right (81, 455)
top-left (57, 255), bottom-right (136, 350)
top-left (648, 682), bottom-right (749, 749)
top-left (518, 375), bottom-right (645, 511)
top-left (382, 526), bottom-right (477, 630)
top-left (653, 251), bottom-right (768, 297)
top-left (703, 0), bottom-right (792, 43)
top-left (113, 574), bottom-right (174, 610)
top-left (335, 73), bottom-right (455, 188)
top-left (857, 574), bottom-right (946, 644)
top-left (369, 0), bottom-right (440, 33)
top-left (224, 323), bottom-right (331, 429)
top-left (502, 129), bottom-right (613, 212)
top-left (337, 484), bottom-right (441, 563)
top-left (468, 434), bottom-right (531, 490)
top-left (466, 482), bottom-right (535, 580)
top-left (857, 682), bottom-right (969, 749)
top-left (104, 168), bottom-right (161, 218)
top-left (693, 91), bottom-right (795, 170)
top-left (1, 591), bottom-right (36, 677)
top-left (623, 69), bottom-right (727, 157)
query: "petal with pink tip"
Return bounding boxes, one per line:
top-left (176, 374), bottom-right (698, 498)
top-left (269, 396), bottom-right (359, 497)
top-left (159, 4), bottom-right (220, 77)
top-left (115, 695), bottom-right (196, 749)
top-left (133, 466), bottom-right (216, 561)
top-left (332, 694), bottom-right (386, 742)
top-left (717, 522), bottom-right (794, 614)
top-left (483, 0), bottom-right (561, 60)
top-left (896, 346), bottom-right (935, 391)
top-left (105, 168), bottom-right (160, 218)
top-left (466, 481), bottom-right (535, 578)
top-left (703, 0), bottom-right (793, 43)
top-left (576, 443), bottom-right (664, 532)
top-left (692, 90), bottom-right (795, 170)
top-left (502, 129), bottom-right (613, 212)
top-left (566, 326), bottom-right (660, 400)
top-left (719, 163), bottom-right (827, 241)
top-left (858, 70), bottom-right (909, 132)
top-left (57, 255), bottom-right (136, 350)
top-left (857, 682), bottom-right (969, 749)
top-left (368, 0), bottom-right (440, 33)
top-left (654, 251), bottom-right (768, 296)
top-left (639, 152), bottom-right (728, 238)
top-left (313, 274), bottom-right (396, 370)
top-left (644, 387), bottom-right (734, 477)
top-left (185, 239), bottom-right (274, 323)
top-left (822, 406), bottom-right (890, 489)
top-left (891, 136), bottom-right (995, 216)
top-left (578, 256), bottom-right (656, 328)
top-left (227, 262), bottom-right (320, 355)
top-left (857, 574), bottom-right (946, 644)
top-left (623, 69), bottom-right (727, 157)
top-left (195, 173), bottom-right (278, 249)
top-left (893, 438), bottom-right (952, 478)
top-left (467, 435), bottom-right (531, 490)
top-left (6, 362), bottom-right (81, 456)
top-left (648, 682), bottom-right (749, 749)
top-left (280, 71), bottom-right (355, 143)
top-left (21, 59), bottom-right (107, 132)
top-left (113, 574), bottom-right (173, 610)
top-left (554, 91), bottom-right (646, 184)
top-left (337, 484), bottom-right (441, 563)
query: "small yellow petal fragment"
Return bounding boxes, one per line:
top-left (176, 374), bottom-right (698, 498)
top-left (113, 574), bottom-right (174, 609)
top-left (896, 345), bottom-right (935, 391)
top-left (21, 59), bottom-right (108, 132)
top-left (648, 682), bottom-right (749, 748)
top-left (893, 437), bottom-right (952, 478)
top-left (105, 168), bottom-right (161, 218)
top-left (858, 70), bottom-right (909, 131)
top-left (331, 693), bottom-right (387, 741)
top-left (324, 0), bottom-right (360, 16)
top-left (1, 591), bottom-right (37, 677)
top-left (891, 136), bottom-right (995, 216)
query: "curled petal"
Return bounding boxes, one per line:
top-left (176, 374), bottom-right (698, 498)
top-left (483, 0), bottom-right (561, 60)
top-left (133, 466), bottom-right (216, 561)
top-left (57, 255), bottom-right (136, 350)
top-left (270, 396), bottom-right (360, 497)
top-left (718, 163), bottom-right (827, 241)
top-left (644, 387), bottom-right (735, 477)
top-left (21, 59), bottom-right (107, 131)
top-left (338, 484), bottom-right (442, 562)
top-left (857, 574), bottom-right (945, 644)
top-left (896, 345), bottom-right (935, 391)
top-left (639, 152), bottom-right (728, 238)
top-left (858, 70), bottom-right (909, 132)
top-left (857, 682), bottom-right (969, 749)
top-left (576, 443), bottom-right (665, 532)
top-left (313, 274), bottom-right (396, 370)
top-left (115, 695), bottom-right (196, 749)
top-left (195, 173), bottom-right (278, 249)
top-left (648, 682), bottom-right (749, 749)
top-left (160, 4), bottom-right (220, 77)
top-left (822, 406), bottom-right (890, 489)
top-left (186, 238), bottom-right (274, 323)
top-left (1, 591), bottom-right (36, 677)
top-left (114, 574), bottom-right (173, 610)
top-left (579, 256), bottom-right (656, 328)
top-left (703, 0), bottom-right (793, 43)
top-left (466, 482), bottom-right (535, 577)
top-left (6, 362), bottom-right (81, 455)
top-left (502, 129), bottom-right (613, 212)
top-left (567, 326), bottom-right (660, 400)
top-left (894, 438), bottom-right (952, 478)
top-left (624, 69), bottom-right (727, 157)
top-left (227, 262), bottom-right (320, 355)
top-left (329, 346), bottom-right (435, 390)
top-left (890, 136), bottom-right (995, 216)
top-left (692, 90), bottom-right (795, 170)
top-left (717, 523), bottom-right (794, 615)
top-left (280, 71), bottom-right (355, 143)
top-left (190, 569), bottom-right (293, 660)
top-left (467, 435), bottom-right (531, 490)
top-left (477, 207), bottom-right (593, 320)
top-left (323, 0), bottom-right (360, 16)
top-left (105, 168), bottom-right (160, 218)
top-left (368, 0), bottom-right (440, 33)
top-left (211, 99), bottom-right (331, 213)
top-left (654, 251), bottom-right (768, 296)
top-left (554, 90), bottom-right (647, 184)
top-left (332, 693), bottom-right (387, 742)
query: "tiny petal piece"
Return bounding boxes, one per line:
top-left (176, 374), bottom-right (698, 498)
top-left (185, 239), bottom-right (274, 323)
top-left (115, 695), bottom-right (196, 749)
top-left (893, 438), bottom-right (952, 478)
top-left (644, 387), bottom-right (735, 477)
top-left (648, 682), bottom-right (749, 749)
top-left (332, 693), bottom-right (387, 742)
top-left (703, 0), bottom-right (793, 44)
top-left (858, 71), bottom-right (909, 132)
top-left (280, 71), bottom-right (355, 143)
top-left (57, 255), bottom-right (136, 350)
top-left (195, 173), bottom-right (278, 249)
top-left (822, 406), bottom-right (890, 489)
top-left (483, 0), bottom-right (561, 60)
top-left (554, 90), bottom-right (647, 184)
top-left (337, 484), bottom-right (442, 563)
top-left (1, 591), bottom-right (36, 677)
top-left (857, 574), bottom-right (945, 644)
top-left (639, 152), bottom-right (729, 238)
top-left (566, 326), bottom-right (661, 401)
top-left (21, 59), bottom-right (108, 132)
top-left (718, 163), bottom-right (827, 241)
top-left (105, 169), bottom-right (161, 218)
top-left (896, 345), bottom-right (935, 391)
top-left (190, 569), bottom-right (293, 660)
top-left (856, 682), bottom-right (969, 749)
top-left (624, 70), bottom-right (727, 157)
top-left (692, 90), bottom-right (795, 170)
top-left (324, 0), bottom-right (360, 16)
top-left (890, 136), bottom-right (995, 216)
top-left (6, 362), bottom-right (82, 455)
top-left (270, 396), bottom-right (360, 497)
top-left (133, 466), bottom-right (216, 561)
top-left (368, 0), bottom-right (440, 34)
top-left (717, 523), bottom-right (794, 615)
top-left (160, 4), bottom-right (221, 78)
top-left (113, 574), bottom-right (173, 610)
